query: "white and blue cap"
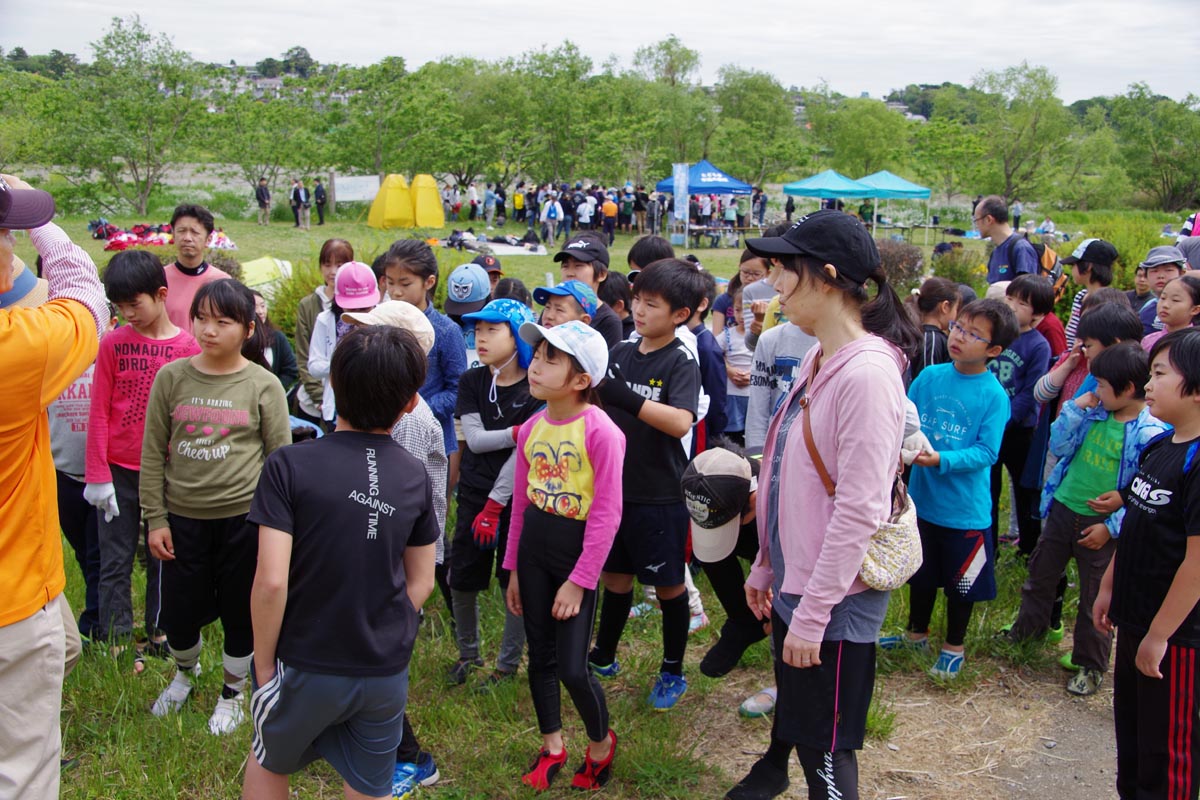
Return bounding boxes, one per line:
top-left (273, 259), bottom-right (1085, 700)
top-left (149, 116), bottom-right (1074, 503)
top-left (462, 298), bottom-right (537, 368)
top-left (519, 320), bottom-right (609, 387)
top-left (532, 280), bottom-right (599, 317)
top-left (444, 262), bottom-right (491, 315)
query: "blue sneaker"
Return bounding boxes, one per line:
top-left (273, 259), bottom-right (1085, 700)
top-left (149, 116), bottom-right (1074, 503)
top-left (392, 751), bottom-right (439, 799)
top-left (929, 649), bottom-right (965, 679)
top-left (649, 672), bottom-right (688, 711)
top-left (878, 634), bottom-right (929, 652)
top-left (588, 657), bottom-right (620, 679)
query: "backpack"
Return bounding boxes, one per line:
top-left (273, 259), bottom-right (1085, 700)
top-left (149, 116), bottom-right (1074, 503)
top-left (1030, 240), bottom-right (1067, 301)
top-left (547, 203), bottom-right (558, 220)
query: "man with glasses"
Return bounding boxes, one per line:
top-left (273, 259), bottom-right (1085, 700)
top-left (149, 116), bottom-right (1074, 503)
top-left (0, 174), bottom-right (107, 799)
top-left (163, 204), bottom-right (232, 331)
top-left (975, 195), bottom-right (1038, 284)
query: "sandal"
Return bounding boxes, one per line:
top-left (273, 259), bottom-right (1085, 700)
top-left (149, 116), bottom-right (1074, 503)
top-left (739, 687), bottom-right (777, 718)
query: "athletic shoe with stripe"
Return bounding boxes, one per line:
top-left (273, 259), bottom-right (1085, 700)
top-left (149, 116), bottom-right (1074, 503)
top-left (208, 693), bottom-right (246, 735)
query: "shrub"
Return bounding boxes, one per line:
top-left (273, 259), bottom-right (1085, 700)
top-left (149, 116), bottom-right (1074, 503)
top-left (207, 251), bottom-right (243, 283)
top-left (930, 247), bottom-right (988, 297)
top-left (875, 239), bottom-right (925, 293)
top-left (267, 260), bottom-right (323, 344)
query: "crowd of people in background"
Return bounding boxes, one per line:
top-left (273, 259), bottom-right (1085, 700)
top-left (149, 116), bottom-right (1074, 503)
top-left (5, 177), bottom-right (1200, 800)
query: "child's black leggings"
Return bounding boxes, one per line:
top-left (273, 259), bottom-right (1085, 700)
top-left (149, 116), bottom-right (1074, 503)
top-left (907, 586), bottom-right (974, 648)
top-left (518, 508), bottom-right (608, 742)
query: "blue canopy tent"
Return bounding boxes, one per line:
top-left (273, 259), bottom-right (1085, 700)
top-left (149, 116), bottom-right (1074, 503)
top-left (856, 171), bottom-right (933, 245)
top-left (654, 159), bottom-right (753, 195)
top-left (782, 170), bottom-right (875, 201)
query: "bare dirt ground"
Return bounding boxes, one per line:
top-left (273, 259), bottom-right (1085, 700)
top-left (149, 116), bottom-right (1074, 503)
top-left (697, 655), bottom-right (1117, 799)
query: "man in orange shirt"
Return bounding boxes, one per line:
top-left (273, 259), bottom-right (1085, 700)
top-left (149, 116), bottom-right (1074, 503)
top-left (0, 174), bottom-right (107, 800)
top-left (601, 194), bottom-right (618, 246)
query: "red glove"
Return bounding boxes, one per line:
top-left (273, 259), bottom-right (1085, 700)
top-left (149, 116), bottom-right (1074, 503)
top-left (472, 499), bottom-right (505, 550)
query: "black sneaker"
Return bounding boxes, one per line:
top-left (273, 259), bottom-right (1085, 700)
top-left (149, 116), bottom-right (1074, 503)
top-left (725, 759), bottom-right (789, 800)
top-left (446, 657), bottom-right (483, 685)
top-left (701, 622), bottom-right (767, 678)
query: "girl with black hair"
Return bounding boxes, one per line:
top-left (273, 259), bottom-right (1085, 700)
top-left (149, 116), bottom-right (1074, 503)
top-left (140, 279), bottom-right (292, 736)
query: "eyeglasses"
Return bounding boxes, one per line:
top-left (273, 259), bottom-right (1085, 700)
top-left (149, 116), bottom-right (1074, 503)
top-left (949, 320), bottom-right (992, 345)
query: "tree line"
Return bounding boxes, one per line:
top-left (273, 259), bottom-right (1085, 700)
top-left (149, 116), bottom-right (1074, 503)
top-left (2, 16), bottom-right (1197, 215)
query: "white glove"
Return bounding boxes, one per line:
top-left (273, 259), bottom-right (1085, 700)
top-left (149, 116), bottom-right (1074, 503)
top-left (83, 482), bottom-right (120, 523)
top-left (901, 430), bottom-right (934, 466)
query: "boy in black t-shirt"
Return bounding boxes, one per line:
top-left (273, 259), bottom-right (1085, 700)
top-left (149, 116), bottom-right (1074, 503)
top-left (590, 259), bottom-right (704, 711)
top-left (553, 233), bottom-right (624, 348)
top-left (243, 325), bottom-right (438, 800)
top-left (449, 299), bottom-right (542, 687)
top-left (1096, 329), bottom-right (1200, 800)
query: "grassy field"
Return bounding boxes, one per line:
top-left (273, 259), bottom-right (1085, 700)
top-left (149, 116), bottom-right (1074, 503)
top-left (31, 209), bottom-right (1106, 798)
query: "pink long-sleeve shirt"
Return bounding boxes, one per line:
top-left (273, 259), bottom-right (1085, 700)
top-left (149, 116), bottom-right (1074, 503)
top-left (84, 325), bottom-right (199, 482)
top-left (746, 335), bottom-right (907, 642)
top-left (502, 405), bottom-right (625, 590)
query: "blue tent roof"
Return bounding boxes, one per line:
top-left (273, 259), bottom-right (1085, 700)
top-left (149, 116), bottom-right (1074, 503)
top-left (654, 159), bottom-right (753, 195)
top-left (782, 170), bottom-right (874, 199)
top-left (856, 171), bottom-right (931, 199)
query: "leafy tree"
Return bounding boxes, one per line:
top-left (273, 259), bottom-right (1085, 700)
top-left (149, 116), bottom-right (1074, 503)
top-left (7, 47), bottom-right (28, 62)
top-left (282, 46), bottom-right (314, 78)
top-left (633, 35), bottom-right (699, 88)
top-left (39, 15), bottom-right (208, 214)
top-left (966, 63), bottom-right (1073, 200)
top-left (208, 89), bottom-right (327, 195)
top-left (1110, 83), bottom-right (1200, 211)
top-left (911, 118), bottom-right (986, 202)
top-left (808, 96), bottom-right (911, 176)
top-left (0, 66), bottom-right (54, 170)
top-left (711, 66), bottom-right (807, 185)
top-left (1046, 105), bottom-right (1130, 210)
top-left (255, 57), bottom-right (282, 78)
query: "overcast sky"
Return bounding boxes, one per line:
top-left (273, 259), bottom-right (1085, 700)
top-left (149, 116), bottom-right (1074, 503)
top-left (5, 0), bottom-right (1196, 103)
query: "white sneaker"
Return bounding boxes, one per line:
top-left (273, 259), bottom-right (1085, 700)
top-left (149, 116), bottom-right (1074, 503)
top-left (208, 693), bottom-right (246, 735)
top-left (151, 671), bottom-right (194, 717)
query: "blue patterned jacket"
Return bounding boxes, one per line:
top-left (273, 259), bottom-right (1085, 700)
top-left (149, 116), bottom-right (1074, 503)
top-left (1040, 402), bottom-right (1169, 537)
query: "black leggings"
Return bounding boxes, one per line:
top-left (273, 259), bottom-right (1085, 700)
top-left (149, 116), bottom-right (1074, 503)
top-left (908, 586), bottom-right (974, 648)
top-left (696, 521), bottom-right (761, 631)
top-left (518, 508), bottom-right (608, 742)
top-left (990, 425), bottom-right (1042, 555)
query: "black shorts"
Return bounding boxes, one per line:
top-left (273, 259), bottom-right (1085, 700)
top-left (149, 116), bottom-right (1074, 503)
top-left (158, 513), bottom-right (257, 640)
top-left (907, 518), bottom-right (997, 603)
top-left (251, 660), bottom-right (408, 797)
top-left (771, 609), bottom-right (875, 752)
top-left (448, 485), bottom-right (511, 592)
top-left (603, 501), bottom-right (688, 587)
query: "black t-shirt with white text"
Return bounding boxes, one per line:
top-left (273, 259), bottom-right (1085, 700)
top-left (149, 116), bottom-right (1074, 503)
top-left (1112, 435), bottom-right (1200, 646)
top-left (455, 366), bottom-right (540, 493)
top-left (247, 431), bottom-right (440, 676)
top-left (605, 337), bottom-right (700, 504)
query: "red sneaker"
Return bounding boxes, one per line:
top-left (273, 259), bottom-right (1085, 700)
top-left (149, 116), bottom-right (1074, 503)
top-left (522, 747), bottom-right (568, 791)
top-left (571, 729), bottom-right (617, 790)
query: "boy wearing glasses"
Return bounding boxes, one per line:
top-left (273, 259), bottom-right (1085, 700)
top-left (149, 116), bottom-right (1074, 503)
top-left (880, 299), bottom-right (1018, 678)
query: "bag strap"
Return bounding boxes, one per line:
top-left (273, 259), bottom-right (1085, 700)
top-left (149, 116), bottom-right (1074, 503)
top-left (799, 355), bottom-right (836, 498)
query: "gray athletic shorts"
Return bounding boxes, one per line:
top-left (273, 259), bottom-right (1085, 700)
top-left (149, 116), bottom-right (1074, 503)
top-left (250, 660), bottom-right (408, 796)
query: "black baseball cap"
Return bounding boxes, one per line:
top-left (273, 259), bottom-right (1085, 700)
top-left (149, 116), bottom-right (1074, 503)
top-left (472, 254), bottom-right (503, 273)
top-left (744, 210), bottom-right (879, 284)
top-left (0, 177), bottom-right (55, 230)
top-left (1062, 238), bottom-right (1118, 267)
top-left (554, 235), bottom-right (610, 270)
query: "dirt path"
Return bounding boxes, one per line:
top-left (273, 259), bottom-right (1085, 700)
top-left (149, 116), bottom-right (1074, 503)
top-left (700, 660), bottom-right (1118, 799)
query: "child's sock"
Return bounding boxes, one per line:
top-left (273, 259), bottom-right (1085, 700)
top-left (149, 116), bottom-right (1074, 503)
top-left (169, 636), bottom-right (203, 678)
top-left (591, 589), bottom-right (633, 665)
top-left (659, 592), bottom-right (689, 676)
top-left (222, 652), bottom-right (251, 698)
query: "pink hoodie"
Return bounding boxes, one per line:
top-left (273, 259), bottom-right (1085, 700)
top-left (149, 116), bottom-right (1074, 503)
top-left (746, 334), bottom-right (906, 642)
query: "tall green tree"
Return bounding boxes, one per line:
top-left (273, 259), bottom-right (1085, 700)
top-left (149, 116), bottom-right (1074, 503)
top-left (0, 66), bottom-right (54, 171)
top-left (632, 35), bottom-right (699, 88)
top-left (327, 57), bottom-right (429, 179)
top-left (710, 66), bottom-right (807, 186)
top-left (911, 118), bottom-right (986, 202)
top-left (208, 89), bottom-right (327, 194)
top-left (807, 97), bottom-right (910, 177)
top-left (1110, 83), bottom-right (1200, 211)
top-left (40, 15), bottom-right (208, 214)
top-left (1047, 105), bottom-right (1130, 210)
top-left (965, 63), bottom-right (1073, 200)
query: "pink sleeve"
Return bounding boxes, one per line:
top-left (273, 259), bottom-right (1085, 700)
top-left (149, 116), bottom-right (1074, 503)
top-left (31, 223), bottom-right (107, 337)
top-left (789, 362), bottom-right (903, 642)
top-left (84, 335), bottom-right (116, 484)
top-left (567, 409), bottom-right (626, 590)
top-left (501, 415), bottom-right (537, 572)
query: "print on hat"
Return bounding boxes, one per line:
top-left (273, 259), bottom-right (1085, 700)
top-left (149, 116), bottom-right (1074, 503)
top-left (450, 276), bottom-right (475, 301)
top-left (684, 487), bottom-right (716, 526)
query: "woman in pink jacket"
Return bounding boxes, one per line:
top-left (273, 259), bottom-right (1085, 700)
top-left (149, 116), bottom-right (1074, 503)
top-left (725, 211), bottom-right (919, 800)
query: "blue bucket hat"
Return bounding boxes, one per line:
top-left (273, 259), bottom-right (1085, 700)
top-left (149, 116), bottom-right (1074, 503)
top-left (461, 298), bottom-right (537, 368)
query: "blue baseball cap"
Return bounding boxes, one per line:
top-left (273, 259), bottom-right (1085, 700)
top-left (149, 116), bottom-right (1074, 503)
top-left (461, 298), bottom-right (537, 368)
top-left (444, 263), bottom-right (490, 315)
top-left (533, 280), bottom-right (599, 317)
